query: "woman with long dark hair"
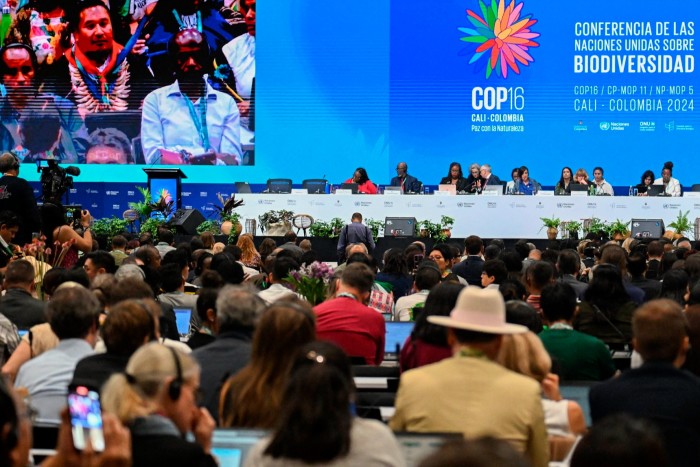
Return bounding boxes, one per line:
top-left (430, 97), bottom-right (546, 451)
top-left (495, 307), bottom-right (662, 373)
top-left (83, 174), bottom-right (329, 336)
top-left (245, 341), bottom-right (404, 466)
top-left (573, 264), bottom-right (636, 345)
top-left (400, 282), bottom-right (465, 371)
top-left (344, 167), bottom-right (378, 194)
top-left (376, 248), bottom-right (413, 299)
top-left (636, 169), bottom-right (655, 195)
top-left (659, 269), bottom-right (689, 306)
top-left (439, 162), bottom-right (468, 192)
top-left (555, 166), bottom-right (574, 195)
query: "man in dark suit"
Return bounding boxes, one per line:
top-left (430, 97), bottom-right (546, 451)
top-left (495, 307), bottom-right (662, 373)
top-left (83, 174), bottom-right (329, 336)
top-left (480, 164), bottom-right (502, 187)
top-left (556, 249), bottom-right (588, 300)
top-left (390, 161), bottom-right (421, 193)
top-left (453, 235), bottom-right (485, 286)
top-left (589, 299), bottom-right (700, 467)
top-left (0, 210), bottom-right (20, 272)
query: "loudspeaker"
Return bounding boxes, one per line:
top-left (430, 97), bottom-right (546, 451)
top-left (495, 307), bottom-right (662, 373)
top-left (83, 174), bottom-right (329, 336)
top-left (170, 209), bottom-right (206, 235)
top-left (631, 219), bottom-right (665, 239)
top-left (384, 217), bottom-right (416, 237)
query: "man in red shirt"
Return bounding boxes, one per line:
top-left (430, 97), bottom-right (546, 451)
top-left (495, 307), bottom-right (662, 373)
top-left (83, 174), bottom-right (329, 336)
top-left (314, 263), bottom-right (385, 365)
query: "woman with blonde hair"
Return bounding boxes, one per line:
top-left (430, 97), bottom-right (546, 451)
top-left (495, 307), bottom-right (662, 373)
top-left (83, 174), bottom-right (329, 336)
top-left (574, 168), bottom-right (590, 187)
top-left (236, 233), bottom-right (262, 269)
top-left (219, 300), bottom-right (316, 428)
top-left (497, 331), bottom-right (586, 437)
top-left (102, 343), bottom-right (216, 466)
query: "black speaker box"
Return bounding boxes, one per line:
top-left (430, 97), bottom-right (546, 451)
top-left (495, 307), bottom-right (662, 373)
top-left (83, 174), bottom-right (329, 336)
top-left (631, 219), bottom-right (665, 239)
top-left (170, 209), bottom-right (206, 235)
top-left (384, 217), bottom-right (416, 237)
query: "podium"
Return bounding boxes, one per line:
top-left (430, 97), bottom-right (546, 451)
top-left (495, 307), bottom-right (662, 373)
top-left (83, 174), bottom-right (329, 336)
top-left (143, 168), bottom-right (186, 209)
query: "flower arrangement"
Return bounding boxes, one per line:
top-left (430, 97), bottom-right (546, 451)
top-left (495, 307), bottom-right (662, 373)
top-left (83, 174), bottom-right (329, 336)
top-left (22, 236), bottom-right (76, 300)
top-left (284, 261), bottom-right (335, 305)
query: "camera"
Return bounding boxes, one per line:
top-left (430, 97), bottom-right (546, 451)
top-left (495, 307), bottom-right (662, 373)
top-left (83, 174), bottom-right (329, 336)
top-left (37, 159), bottom-right (80, 204)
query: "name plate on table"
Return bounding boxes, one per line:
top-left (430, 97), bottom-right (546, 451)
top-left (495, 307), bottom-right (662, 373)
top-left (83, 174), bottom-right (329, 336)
top-left (537, 191), bottom-right (554, 196)
top-left (571, 191), bottom-right (588, 197)
top-left (434, 190), bottom-right (453, 196)
top-left (291, 188), bottom-right (308, 195)
top-left (335, 189), bottom-right (353, 195)
top-left (383, 190), bottom-right (403, 196)
top-left (684, 192), bottom-right (700, 198)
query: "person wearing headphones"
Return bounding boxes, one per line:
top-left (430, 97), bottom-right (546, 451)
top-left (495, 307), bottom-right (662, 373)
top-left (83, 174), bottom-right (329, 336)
top-left (141, 28), bottom-right (242, 166)
top-left (0, 152), bottom-right (39, 247)
top-left (102, 342), bottom-right (217, 466)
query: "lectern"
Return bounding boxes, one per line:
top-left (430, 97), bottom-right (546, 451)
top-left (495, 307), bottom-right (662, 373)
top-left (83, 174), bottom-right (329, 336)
top-left (143, 168), bottom-right (186, 209)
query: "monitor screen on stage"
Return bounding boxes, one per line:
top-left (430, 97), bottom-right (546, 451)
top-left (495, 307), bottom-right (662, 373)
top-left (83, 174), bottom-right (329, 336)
top-left (5, 0), bottom-right (700, 187)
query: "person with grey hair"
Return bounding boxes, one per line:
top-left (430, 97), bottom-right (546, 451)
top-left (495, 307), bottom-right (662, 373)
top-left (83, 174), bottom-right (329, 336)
top-left (15, 286), bottom-right (101, 421)
top-left (480, 163), bottom-right (502, 188)
top-left (337, 213), bottom-right (375, 263)
top-left (465, 162), bottom-right (484, 194)
top-left (192, 285), bottom-right (265, 422)
top-left (0, 259), bottom-right (46, 329)
top-left (114, 263), bottom-right (146, 282)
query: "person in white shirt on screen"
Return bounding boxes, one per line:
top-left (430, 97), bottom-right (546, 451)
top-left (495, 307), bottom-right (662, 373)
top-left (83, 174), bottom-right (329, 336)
top-left (653, 161), bottom-right (681, 197)
top-left (592, 166), bottom-right (613, 196)
top-left (221, 0), bottom-right (255, 128)
top-left (141, 29), bottom-right (242, 165)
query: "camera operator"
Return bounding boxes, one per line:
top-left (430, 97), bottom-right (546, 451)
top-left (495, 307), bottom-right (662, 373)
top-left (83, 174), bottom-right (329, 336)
top-left (0, 152), bottom-right (40, 247)
top-left (40, 203), bottom-right (93, 269)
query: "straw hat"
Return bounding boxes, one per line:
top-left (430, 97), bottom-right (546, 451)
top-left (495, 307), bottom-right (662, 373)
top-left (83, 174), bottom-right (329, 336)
top-left (428, 286), bottom-right (527, 334)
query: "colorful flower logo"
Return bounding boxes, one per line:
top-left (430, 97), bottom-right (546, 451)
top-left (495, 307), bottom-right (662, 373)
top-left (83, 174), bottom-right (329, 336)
top-left (459, 0), bottom-right (540, 79)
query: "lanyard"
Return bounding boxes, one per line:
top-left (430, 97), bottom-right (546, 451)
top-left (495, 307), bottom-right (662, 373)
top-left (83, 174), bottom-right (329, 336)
top-left (458, 347), bottom-right (487, 359)
top-left (73, 50), bottom-right (116, 105)
top-left (182, 85), bottom-right (210, 151)
top-left (173, 10), bottom-right (202, 32)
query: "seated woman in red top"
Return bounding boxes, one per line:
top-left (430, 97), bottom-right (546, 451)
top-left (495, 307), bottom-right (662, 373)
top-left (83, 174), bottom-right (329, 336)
top-left (344, 167), bottom-right (378, 194)
top-left (400, 281), bottom-right (465, 372)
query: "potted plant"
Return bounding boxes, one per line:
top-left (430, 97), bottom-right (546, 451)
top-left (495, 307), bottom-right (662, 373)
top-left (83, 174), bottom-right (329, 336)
top-left (607, 219), bottom-right (630, 241)
top-left (668, 210), bottom-right (692, 239)
top-left (584, 217), bottom-right (608, 239)
top-left (211, 193), bottom-right (244, 235)
top-left (309, 219), bottom-right (332, 238)
top-left (128, 186), bottom-right (153, 223)
top-left (91, 216), bottom-right (129, 249)
top-left (562, 220), bottom-right (582, 240)
top-left (540, 216), bottom-right (561, 240)
top-left (440, 215), bottom-right (455, 239)
top-left (258, 210), bottom-right (295, 236)
top-left (418, 219), bottom-right (440, 239)
top-left (365, 218), bottom-right (384, 241)
top-left (196, 220), bottom-right (221, 235)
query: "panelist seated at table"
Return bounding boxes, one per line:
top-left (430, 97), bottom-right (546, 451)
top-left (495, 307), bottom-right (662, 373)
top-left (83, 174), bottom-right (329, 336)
top-left (344, 167), bottom-right (378, 194)
top-left (505, 167), bottom-right (519, 194)
top-left (514, 166), bottom-right (541, 195)
top-left (653, 161), bottom-right (681, 197)
top-left (592, 166), bottom-right (614, 196)
top-left (554, 166), bottom-right (574, 195)
top-left (464, 163), bottom-right (484, 194)
top-left (141, 30), bottom-right (242, 166)
top-left (440, 162), bottom-right (468, 192)
top-left (636, 170), bottom-right (655, 195)
top-left (479, 164), bottom-right (502, 187)
top-left (390, 162), bottom-right (421, 193)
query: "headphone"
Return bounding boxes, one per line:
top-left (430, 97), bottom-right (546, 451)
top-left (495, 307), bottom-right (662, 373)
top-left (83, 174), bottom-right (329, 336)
top-left (167, 346), bottom-right (183, 401)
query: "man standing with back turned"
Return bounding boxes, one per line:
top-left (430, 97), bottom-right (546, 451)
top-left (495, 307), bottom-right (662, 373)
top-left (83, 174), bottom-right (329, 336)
top-left (0, 152), bottom-right (39, 247)
top-left (336, 212), bottom-right (375, 262)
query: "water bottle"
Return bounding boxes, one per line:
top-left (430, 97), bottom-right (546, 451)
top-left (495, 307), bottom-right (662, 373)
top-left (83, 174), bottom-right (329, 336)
top-left (629, 186), bottom-right (634, 197)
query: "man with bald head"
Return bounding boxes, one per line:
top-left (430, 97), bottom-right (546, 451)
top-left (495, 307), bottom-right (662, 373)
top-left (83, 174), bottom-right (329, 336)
top-left (390, 161), bottom-right (421, 193)
top-left (0, 153), bottom-right (39, 246)
top-left (141, 29), bottom-right (242, 165)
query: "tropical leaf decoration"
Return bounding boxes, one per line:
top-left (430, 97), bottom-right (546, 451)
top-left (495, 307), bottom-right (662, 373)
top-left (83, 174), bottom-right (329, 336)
top-left (211, 193), bottom-right (245, 222)
top-left (150, 189), bottom-right (174, 218)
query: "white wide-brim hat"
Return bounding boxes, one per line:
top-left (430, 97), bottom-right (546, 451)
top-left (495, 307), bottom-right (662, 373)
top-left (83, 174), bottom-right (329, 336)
top-left (428, 286), bottom-right (527, 335)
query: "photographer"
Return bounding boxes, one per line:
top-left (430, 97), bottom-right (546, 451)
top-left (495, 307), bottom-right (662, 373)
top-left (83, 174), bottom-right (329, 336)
top-left (40, 203), bottom-right (93, 269)
top-left (0, 153), bottom-right (40, 247)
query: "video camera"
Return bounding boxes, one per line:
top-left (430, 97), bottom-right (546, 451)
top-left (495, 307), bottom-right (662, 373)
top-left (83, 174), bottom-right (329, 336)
top-left (37, 159), bottom-right (80, 205)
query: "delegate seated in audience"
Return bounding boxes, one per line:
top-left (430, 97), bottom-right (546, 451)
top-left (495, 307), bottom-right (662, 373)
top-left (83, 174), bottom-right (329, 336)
top-left (257, 256), bottom-right (300, 305)
top-left (573, 264), bottom-right (636, 346)
top-left (141, 29), bottom-right (242, 166)
top-left (556, 249), bottom-right (588, 300)
top-left (71, 299), bottom-right (158, 392)
top-left (589, 299), bottom-right (700, 467)
top-left (419, 437), bottom-right (530, 467)
top-left (653, 161), bottom-right (681, 197)
top-left (158, 263), bottom-right (199, 333)
top-left (314, 263), bottom-right (385, 365)
top-left (219, 300), bottom-right (316, 429)
top-left (109, 235), bottom-right (129, 266)
top-left (376, 248), bottom-right (413, 299)
top-left (83, 250), bottom-right (117, 284)
top-left (539, 283), bottom-right (615, 381)
top-left (598, 243), bottom-right (645, 304)
top-left (439, 162), bottom-right (468, 192)
top-left (343, 167), bottom-right (378, 194)
top-left (659, 269), bottom-right (689, 307)
top-left (452, 235), bottom-right (485, 286)
top-left (192, 286), bottom-right (263, 422)
top-left (236, 233), bottom-right (262, 269)
top-left (102, 343), bottom-right (217, 467)
top-left (481, 259), bottom-right (508, 290)
top-left (15, 286), bottom-right (100, 422)
top-left (0, 44), bottom-right (87, 162)
top-left (524, 261), bottom-right (554, 313)
top-left (187, 288), bottom-right (219, 350)
top-left (496, 331), bottom-right (586, 437)
top-left (400, 282), bottom-right (464, 372)
top-left (390, 287), bottom-right (549, 467)
top-left (0, 259), bottom-right (46, 329)
top-left (394, 261), bottom-right (442, 322)
top-left (244, 341), bottom-right (405, 466)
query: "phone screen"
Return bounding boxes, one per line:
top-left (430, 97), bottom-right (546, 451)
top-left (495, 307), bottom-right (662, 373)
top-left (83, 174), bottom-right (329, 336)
top-left (67, 386), bottom-right (105, 452)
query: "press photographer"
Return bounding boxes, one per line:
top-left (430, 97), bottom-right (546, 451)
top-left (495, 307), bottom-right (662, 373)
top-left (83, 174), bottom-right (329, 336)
top-left (0, 152), bottom-right (39, 246)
